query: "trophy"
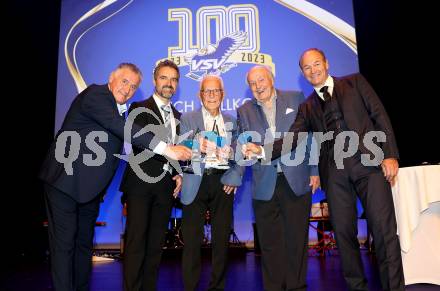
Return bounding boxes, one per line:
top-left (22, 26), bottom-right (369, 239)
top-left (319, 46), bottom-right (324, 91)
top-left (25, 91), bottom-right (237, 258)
top-left (181, 128), bottom-right (201, 173)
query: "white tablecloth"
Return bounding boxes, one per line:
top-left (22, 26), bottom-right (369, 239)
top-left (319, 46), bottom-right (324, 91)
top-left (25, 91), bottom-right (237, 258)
top-left (391, 165), bottom-right (440, 285)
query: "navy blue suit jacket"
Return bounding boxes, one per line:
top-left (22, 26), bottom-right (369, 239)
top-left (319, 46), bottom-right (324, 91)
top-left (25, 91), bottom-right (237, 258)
top-left (39, 84), bottom-right (160, 203)
top-left (119, 96), bottom-right (181, 194)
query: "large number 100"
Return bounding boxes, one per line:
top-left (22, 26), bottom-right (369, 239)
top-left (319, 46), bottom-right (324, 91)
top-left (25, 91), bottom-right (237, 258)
top-left (168, 4), bottom-right (260, 56)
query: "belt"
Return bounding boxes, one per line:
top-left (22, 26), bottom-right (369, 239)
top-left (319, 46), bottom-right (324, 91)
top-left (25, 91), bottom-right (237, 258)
top-left (277, 172), bottom-right (284, 176)
top-left (203, 168), bottom-right (227, 176)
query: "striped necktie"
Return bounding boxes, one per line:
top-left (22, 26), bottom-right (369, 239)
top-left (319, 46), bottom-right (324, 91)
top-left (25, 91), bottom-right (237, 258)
top-left (161, 104), bottom-right (173, 143)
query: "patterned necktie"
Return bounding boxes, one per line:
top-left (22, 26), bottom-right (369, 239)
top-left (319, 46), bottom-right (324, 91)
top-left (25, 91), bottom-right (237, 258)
top-left (161, 104), bottom-right (173, 143)
top-left (320, 86), bottom-right (331, 102)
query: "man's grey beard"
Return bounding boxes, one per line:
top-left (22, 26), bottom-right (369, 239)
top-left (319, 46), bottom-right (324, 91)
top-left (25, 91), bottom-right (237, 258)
top-left (156, 87), bottom-right (174, 99)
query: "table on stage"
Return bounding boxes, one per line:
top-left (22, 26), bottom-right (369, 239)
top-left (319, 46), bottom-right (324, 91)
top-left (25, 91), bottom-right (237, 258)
top-left (391, 165), bottom-right (440, 285)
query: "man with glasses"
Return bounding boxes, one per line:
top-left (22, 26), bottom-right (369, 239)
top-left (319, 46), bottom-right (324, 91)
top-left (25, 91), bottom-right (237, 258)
top-left (39, 63), bottom-right (191, 291)
top-left (179, 74), bottom-right (243, 291)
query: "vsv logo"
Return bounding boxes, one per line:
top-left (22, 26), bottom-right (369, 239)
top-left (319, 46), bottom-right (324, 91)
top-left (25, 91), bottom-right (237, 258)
top-left (165, 4), bottom-right (275, 81)
top-left (184, 31), bottom-right (247, 80)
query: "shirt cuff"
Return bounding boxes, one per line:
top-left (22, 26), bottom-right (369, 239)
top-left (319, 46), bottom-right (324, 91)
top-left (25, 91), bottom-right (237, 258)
top-left (153, 141), bottom-right (168, 155)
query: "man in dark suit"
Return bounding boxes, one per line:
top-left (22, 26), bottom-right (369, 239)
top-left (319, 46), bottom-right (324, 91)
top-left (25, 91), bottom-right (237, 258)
top-left (244, 49), bottom-right (404, 290)
top-left (179, 74), bottom-right (243, 291)
top-left (39, 63), bottom-right (191, 291)
top-left (119, 60), bottom-right (185, 291)
top-left (39, 63), bottom-right (191, 290)
top-left (237, 66), bottom-right (320, 291)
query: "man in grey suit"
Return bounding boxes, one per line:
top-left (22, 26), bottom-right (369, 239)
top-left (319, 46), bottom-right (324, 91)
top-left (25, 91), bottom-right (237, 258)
top-left (179, 74), bottom-right (242, 291)
top-left (237, 65), bottom-right (320, 291)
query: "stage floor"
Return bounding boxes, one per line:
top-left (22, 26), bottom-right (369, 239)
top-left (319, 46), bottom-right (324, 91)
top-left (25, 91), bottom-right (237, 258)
top-left (1, 249), bottom-right (438, 291)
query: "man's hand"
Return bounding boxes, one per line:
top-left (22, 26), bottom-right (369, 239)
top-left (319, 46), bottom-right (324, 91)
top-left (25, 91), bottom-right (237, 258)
top-left (241, 142), bottom-right (262, 159)
top-left (223, 184), bottom-right (237, 195)
top-left (172, 175), bottom-right (182, 198)
top-left (198, 137), bottom-right (217, 154)
top-left (381, 158), bottom-right (399, 185)
top-left (309, 176), bottom-right (320, 194)
top-left (163, 145), bottom-right (192, 161)
top-left (217, 145), bottom-right (232, 160)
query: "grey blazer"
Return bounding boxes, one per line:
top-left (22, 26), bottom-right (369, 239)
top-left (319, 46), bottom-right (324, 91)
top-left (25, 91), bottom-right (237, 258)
top-left (179, 109), bottom-right (243, 205)
top-left (236, 89), bottom-right (318, 201)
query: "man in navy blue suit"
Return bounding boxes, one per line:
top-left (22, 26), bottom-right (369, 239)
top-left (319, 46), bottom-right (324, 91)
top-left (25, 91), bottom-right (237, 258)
top-left (39, 63), bottom-right (191, 291)
top-left (237, 65), bottom-right (320, 291)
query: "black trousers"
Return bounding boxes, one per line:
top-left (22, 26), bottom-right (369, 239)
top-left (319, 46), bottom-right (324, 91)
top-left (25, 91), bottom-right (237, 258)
top-left (326, 158), bottom-right (404, 291)
top-left (253, 174), bottom-right (312, 291)
top-left (181, 173), bottom-right (234, 291)
top-left (123, 175), bottom-right (174, 291)
top-left (44, 183), bottom-right (101, 291)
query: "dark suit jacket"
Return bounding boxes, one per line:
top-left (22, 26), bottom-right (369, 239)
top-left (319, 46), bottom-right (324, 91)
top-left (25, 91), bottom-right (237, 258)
top-left (269, 73), bottom-right (399, 191)
top-left (119, 96), bottom-right (181, 194)
top-left (39, 84), bottom-right (158, 203)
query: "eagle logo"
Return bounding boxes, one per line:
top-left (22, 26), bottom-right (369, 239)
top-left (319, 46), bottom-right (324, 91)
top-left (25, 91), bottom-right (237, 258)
top-left (184, 31), bottom-right (247, 81)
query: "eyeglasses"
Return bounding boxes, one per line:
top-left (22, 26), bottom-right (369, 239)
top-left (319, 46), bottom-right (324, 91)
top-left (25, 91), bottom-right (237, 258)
top-left (201, 89), bottom-right (223, 96)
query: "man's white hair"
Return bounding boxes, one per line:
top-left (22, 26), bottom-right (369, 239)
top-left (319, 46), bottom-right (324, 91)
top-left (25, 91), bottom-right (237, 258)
top-left (199, 74), bottom-right (225, 91)
top-left (245, 65), bottom-right (274, 86)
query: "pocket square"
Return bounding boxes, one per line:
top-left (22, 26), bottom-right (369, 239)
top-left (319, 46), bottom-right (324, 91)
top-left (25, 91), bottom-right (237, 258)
top-left (285, 107), bottom-right (295, 114)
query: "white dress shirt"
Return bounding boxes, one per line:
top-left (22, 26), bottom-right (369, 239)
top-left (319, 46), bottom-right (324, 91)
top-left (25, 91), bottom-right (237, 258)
top-left (201, 107), bottom-right (229, 169)
top-left (314, 75), bottom-right (334, 100)
top-left (117, 103), bottom-right (127, 116)
top-left (153, 94), bottom-right (177, 143)
top-left (202, 106), bottom-right (226, 137)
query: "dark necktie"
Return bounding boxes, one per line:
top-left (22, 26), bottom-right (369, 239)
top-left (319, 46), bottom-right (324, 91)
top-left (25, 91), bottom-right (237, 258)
top-left (320, 86), bottom-right (331, 102)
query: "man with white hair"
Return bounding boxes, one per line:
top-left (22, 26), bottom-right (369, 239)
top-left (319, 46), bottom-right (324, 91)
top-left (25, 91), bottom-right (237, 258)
top-left (237, 65), bottom-right (319, 291)
top-left (244, 49), bottom-right (404, 290)
top-left (179, 74), bottom-right (242, 291)
top-left (39, 63), bottom-right (191, 291)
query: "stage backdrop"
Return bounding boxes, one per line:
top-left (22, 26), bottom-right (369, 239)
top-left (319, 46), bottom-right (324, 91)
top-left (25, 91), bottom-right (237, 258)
top-left (55, 0), bottom-right (361, 248)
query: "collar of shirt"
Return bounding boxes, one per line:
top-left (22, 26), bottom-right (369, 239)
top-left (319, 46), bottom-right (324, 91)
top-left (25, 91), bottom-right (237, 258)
top-left (256, 92), bottom-right (277, 108)
top-left (201, 106), bottom-right (226, 137)
top-left (314, 75), bottom-right (334, 100)
top-left (117, 103), bottom-right (127, 116)
top-left (153, 93), bottom-right (176, 143)
top-left (153, 93), bottom-right (171, 110)
top-left (153, 93), bottom-right (174, 121)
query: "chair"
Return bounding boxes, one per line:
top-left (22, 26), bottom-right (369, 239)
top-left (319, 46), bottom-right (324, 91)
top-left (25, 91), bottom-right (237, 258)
top-left (309, 199), bottom-right (336, 256)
